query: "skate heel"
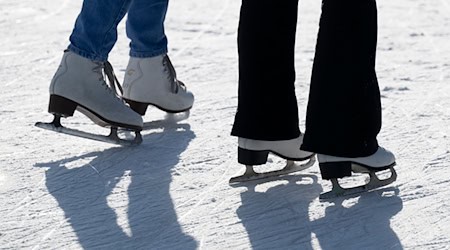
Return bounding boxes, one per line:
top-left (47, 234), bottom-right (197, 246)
top-left (319, 161), bottom-right (352, 180)
top-left (48, 95), bottom-right (77, 117)
top-left (125, 99), bottom-right (148, 115)
top-left (238, 147), bottom-right (269, 165)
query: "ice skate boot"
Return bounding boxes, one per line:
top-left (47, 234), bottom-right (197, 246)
top-left (122, 54), bottom-right (194, 116)
top-left (35, 50), bottom-right (143, 146)
top-left (230, 135), bottom-right (316, 183)
top-left (318, 147), bottom-right (397, 199)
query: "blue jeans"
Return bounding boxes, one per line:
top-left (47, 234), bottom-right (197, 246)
top-left (68, 0), bottom-right (169, 61)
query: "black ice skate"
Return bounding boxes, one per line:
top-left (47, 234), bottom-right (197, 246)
top-left (318, 147), bottom-right (397, 199)
top-left (229, 136), bottom-right (316, 183)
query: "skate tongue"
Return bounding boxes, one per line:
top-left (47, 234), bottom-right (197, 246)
top-left (104, 61), bottom-right (123, 96)
top-left (163, 55), bottom-right (181, 93)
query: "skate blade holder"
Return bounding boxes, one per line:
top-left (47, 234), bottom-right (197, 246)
top-left (319, 163), bottom-right (397, 200)
top-left (229, 156), bottom-right (316, 184)
top-left (35, 114), bottom-right (143, 146)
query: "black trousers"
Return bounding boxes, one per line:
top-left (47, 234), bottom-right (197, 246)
top-left (231, 0), bottom-right (381, 157)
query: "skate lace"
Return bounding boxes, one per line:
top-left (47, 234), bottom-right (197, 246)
top-left (92, 61), bottom-right (125, 102)
top-left (93, 61), bottom-right (123, 96)
top-left (162, 55), bottom-right (187, 94)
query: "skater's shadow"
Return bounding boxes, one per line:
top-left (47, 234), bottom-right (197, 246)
top-left (237, 173), bottom-right (403, 250)
top-left (236, 174), bottom-right (322, 250)
top-left (34, 118), bottom-right (198, 249)
top-left (311, 187), bottom-right (403, 250)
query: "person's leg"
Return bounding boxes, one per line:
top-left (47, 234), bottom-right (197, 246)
top-left (302, 0), bottom-right (381, 158)
top-left (302, 0), bottom-right (396, 191)
top-left (126, 0), bottom-right (168, 58)
top-left (229, 0), bottom-right (313, 169)
top-left (122, 0), bottom-right (194, 115)
top-left (231, 0), bottom-right (300, 141)
top-left (68, 0), bottom-right (132, 61)
top-left (47, 0), bottom-right (143, 131)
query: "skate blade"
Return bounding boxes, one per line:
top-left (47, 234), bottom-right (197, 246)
top-left (143, 112), bottom-right (191, 130)
top-left (115, 112), bottom-right (191, 133)
top-left (229, 156), bottom-right (316, 184)
top-left (35, 121), bottom-right (142, 146)
top-left (319, 166), bottom-right (397, 200)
